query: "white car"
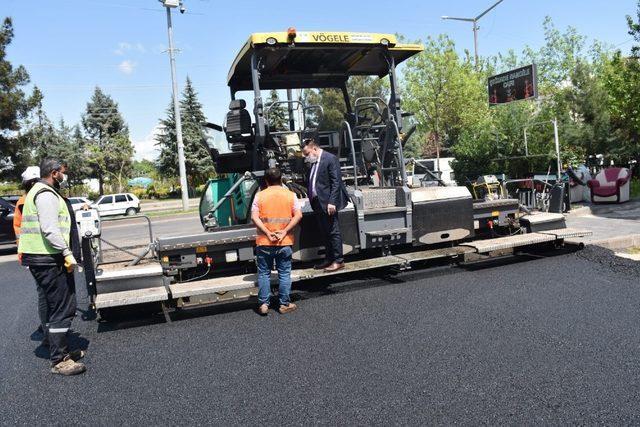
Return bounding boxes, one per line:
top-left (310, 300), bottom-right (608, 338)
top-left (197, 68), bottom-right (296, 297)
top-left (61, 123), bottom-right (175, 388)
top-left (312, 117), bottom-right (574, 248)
top-left (92, 193), bottom-right (141, 216)
top-left (68, 197), bottom-right (93, 211)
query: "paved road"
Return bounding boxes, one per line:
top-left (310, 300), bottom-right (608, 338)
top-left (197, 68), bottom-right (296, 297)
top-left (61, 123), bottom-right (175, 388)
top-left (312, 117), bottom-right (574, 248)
top-left (91, 213), bottom-right (202, 262)
top-left (100, 213), bottom-right (202, 245)
top-left (1, 245), bottom-right (640, 424)
top-left (0, 213), bottom-right (204, 264)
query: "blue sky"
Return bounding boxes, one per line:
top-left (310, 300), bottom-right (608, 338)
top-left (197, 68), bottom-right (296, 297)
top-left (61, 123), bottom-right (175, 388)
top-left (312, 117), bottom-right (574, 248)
top-left (3, 0), bottom-right (637, 160)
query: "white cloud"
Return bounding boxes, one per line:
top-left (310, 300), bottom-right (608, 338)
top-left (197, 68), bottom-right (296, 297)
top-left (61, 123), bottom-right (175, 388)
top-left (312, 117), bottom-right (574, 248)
top-left (133, 125), bottom-right (162, 161)
top-left (118, 59), bottom-right (136, 74)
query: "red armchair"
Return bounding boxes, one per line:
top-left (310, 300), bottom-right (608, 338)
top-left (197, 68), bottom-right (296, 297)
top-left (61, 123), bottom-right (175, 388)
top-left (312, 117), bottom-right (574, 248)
top-left (587, 167), bottom-right (631, 203)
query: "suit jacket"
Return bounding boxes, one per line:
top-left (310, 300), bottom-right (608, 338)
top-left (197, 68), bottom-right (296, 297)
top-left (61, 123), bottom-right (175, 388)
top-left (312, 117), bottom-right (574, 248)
top-left (307, 150), bottom-right (350, 213)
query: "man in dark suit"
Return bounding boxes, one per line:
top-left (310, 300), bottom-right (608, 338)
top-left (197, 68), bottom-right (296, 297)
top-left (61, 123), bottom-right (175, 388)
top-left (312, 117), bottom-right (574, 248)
top-left (302, 138), bottom-right (350, 272)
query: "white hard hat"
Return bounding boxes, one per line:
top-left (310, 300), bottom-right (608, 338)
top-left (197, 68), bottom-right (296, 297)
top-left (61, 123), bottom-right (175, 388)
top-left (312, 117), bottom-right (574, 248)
top-left (21, 166), bottom-right (40, 182)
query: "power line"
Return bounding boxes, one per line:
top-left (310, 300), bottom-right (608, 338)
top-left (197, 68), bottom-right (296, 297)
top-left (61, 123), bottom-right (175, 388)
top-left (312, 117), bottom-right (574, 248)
top-left (58, 0), bottom-right (206, 15)
top-left (36, 82), bottom-right (224, 91)
top-left (614, 38), bottom-right (634, 48)
top-left (23, 63), bottom-right (224, 69)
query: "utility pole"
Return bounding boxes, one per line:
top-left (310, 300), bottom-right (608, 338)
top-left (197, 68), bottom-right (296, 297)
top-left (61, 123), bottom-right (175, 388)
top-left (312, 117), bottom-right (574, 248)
top-left (553, 118), bottom-right (561, 180)
top-left (161, 0), bottom-right (189, 211)
top-left (442, 0), bottom-right (505, 69)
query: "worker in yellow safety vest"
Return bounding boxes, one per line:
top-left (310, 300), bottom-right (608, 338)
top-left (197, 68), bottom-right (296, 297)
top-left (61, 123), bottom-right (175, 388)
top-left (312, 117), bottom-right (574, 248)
top-left (251, 167), bottom-right (302, 315)
top-left (18, 158), bottom-right (86, 376)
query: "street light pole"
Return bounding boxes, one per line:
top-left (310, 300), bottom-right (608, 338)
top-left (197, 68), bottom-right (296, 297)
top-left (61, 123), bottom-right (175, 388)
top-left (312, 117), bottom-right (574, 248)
top-left (442, 0), bottom-right (505, 69)
top-left (162, 0), bottom-right (189, 211)
top-left (472, 20), bottom-right (479, 67)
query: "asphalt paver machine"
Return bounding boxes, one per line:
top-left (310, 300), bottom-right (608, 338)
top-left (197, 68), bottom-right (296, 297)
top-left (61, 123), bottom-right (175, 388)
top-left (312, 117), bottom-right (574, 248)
top-left (80, 30), bottom-right (590, 319)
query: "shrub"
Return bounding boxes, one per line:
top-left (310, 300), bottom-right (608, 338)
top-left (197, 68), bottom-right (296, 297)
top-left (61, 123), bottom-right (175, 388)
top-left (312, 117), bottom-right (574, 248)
top-left (147, 183), bottom-right (172, 199)
top-left (130, 187), bottom-right (147, 199)
top-left (631, 178), bottom-right (640, 200)
top-left (68, 184), bottom-right (92, 198)
top-left (0, 181), bottom-right (21, 195)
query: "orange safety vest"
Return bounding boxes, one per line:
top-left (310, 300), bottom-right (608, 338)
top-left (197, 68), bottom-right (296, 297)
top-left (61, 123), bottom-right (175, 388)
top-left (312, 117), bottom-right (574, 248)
top-left (13, 194), bottom-right (26, 261)
top-left (13, 194), bottom-right (26, 243)
top-left (255, 186), bottom-right (296, 247)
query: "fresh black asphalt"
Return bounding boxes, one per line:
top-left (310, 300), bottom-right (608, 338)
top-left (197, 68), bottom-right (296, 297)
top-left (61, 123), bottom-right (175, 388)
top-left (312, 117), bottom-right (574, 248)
top-left (1, 246), bottom-right (639, 425)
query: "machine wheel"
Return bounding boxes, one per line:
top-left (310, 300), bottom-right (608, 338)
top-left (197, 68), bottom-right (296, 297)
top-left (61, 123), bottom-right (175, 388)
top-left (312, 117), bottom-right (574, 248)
top-left (125, 207), bottom-right (137, 216)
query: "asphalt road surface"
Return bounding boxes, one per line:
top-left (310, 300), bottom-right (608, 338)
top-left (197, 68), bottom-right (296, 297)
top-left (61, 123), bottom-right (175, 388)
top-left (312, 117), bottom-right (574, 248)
top-left (100, 213), bottom-right (203, 245)
top-left (1, 245), bottom-right (639, 424)
top-left (95, 213), bottom-right (202, 262)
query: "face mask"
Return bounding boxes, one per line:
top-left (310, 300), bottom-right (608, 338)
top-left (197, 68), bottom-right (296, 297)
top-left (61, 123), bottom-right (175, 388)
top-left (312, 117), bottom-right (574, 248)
top-left (54, 172), bottom-right (68, 188)
top-left (305, 155), bottom-right (318, 164)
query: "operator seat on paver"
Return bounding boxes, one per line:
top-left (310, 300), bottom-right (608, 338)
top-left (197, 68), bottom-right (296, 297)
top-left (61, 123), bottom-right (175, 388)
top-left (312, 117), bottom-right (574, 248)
top-left (225, 99), bottom-right (253, 152)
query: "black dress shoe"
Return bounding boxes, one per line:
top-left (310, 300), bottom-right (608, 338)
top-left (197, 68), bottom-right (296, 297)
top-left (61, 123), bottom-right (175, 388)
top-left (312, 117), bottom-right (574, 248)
top-left (314, 260), bottom-right (333, 270)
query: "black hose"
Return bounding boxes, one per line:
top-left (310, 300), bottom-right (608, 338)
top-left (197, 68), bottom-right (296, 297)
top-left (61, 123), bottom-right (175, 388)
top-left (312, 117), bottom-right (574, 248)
top-left (288, 181), bottom-right (308, 198)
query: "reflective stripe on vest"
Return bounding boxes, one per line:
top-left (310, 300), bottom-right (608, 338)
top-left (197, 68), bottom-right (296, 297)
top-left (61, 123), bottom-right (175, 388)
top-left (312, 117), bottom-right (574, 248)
top-left (259, 217), bottom-right (291, 224)
top-left (255, 186), bottom-right (296, 247)
top-left (17, 182), bottom-right (71, 255)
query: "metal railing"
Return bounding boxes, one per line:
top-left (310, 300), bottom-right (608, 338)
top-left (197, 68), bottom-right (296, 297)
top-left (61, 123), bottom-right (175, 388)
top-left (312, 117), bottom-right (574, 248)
top-left (341, 121), bottom-right (359, 191)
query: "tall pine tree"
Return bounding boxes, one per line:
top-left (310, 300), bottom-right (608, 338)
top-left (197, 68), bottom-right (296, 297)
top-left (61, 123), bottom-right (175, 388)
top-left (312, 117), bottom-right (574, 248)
top-left (265, 89), bottom-right (288, 131)
top-left (49, 119), bottom-right (91, 188)
top-left (82, 87), bottom-right (134, 194)
top-left (20, 86), bottom-right (58, 160)
top-left (0, 17), bottom-right (40, 179)
top-left (156, 77), bottom-right (215, 189)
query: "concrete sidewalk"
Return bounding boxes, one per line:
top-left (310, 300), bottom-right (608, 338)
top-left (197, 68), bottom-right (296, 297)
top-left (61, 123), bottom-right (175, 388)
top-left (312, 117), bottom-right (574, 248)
top-left (566, 199), bottom-right (640, 245)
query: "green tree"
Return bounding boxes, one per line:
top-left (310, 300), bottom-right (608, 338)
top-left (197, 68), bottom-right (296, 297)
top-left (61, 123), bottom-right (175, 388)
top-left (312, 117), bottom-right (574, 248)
top-left (19, 86), bottom-right (58, 161)
top-left (603, 52), bottom-right (640, 162)
top-left (82, 87), bottom-right (133, 194)
top-left (303, 76), bottom-right (389, 131)
top-left (403, 34), bottom-right (485, 160)
top-left (265, 89), bottom-right (288, 131)
top-left (524, 17), bottom-right (587, 91)
top-left (596, 3), bottom-right (640, 164)
top-left (156, 77), bottom-right (215, 190)
top-left (49, 120), bottom-right (91, 188)
top-left (0, 17), bottom-right (40, 179)
top-left (132, 159), bottom-right (159, 179)
top-left (627, 1), bottom-right (640, 58)
top-left (303, 87), bottom-right (344, 131)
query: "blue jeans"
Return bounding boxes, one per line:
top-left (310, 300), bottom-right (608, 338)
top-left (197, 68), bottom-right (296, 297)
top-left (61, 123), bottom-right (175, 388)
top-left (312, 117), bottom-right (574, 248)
top-left (256, 245), bottom-right (293, 307)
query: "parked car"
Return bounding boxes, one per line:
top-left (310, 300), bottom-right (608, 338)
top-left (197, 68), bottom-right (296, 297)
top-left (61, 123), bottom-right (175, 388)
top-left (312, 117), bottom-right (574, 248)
top-left (2, 195), bottom-right (20, 206)
top-left (92, 193), bottom-right (140, 217)
top-left (68, 196), bottom-right (93, 211)
top-left (0, 197), bottom-right (16, 246)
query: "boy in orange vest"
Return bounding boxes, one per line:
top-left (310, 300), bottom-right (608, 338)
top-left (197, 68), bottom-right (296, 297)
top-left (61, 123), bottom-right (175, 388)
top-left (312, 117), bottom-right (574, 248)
top-left (251, 168), bottom-right (302, 315)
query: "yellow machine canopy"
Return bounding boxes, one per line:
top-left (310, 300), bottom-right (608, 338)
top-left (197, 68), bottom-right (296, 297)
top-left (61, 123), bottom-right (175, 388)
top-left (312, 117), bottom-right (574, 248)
top-left (227, 31), bottom-right (423, 91)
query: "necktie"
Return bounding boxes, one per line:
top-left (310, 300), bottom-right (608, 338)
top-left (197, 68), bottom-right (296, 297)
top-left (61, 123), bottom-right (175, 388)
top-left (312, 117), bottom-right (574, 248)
top-left (309, 162), bottom-right (318, 199)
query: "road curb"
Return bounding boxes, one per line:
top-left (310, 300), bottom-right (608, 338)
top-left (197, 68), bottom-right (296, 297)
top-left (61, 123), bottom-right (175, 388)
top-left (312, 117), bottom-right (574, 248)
top-left (567, 205), bottom-right (592, 217)
top-left (588, 234), bottom-right (640, 251)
